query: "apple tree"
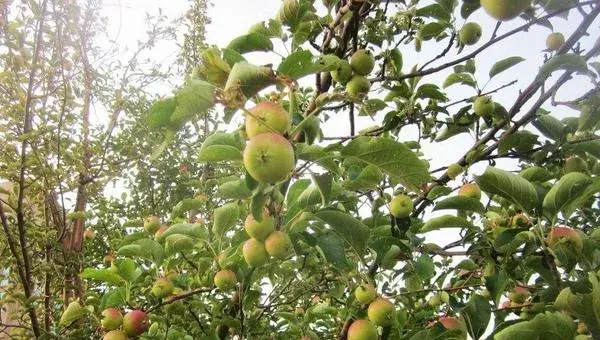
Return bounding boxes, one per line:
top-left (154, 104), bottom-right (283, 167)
top-left (71, 0), bottom-right (600, 339)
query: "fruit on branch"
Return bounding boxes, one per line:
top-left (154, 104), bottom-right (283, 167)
top-left (123, 310), bottom-right (149, 337)
top-left (480, 0), bottom-right (530, 21)
top-left (508, 286), bottom-right (530, 303)
top-left (355, 283), bottom-right (377, 305)
top-left (245, 101), bottom-right (291, 138)
top-left (152, 277), bottom-right (174, 299)
top-left (244, 209), bottom-right (276, 241)
top-left (546, 32), bottom-right (565, 51)
top-left (103, 253), bottom-right (115, 267)
top-left (389, 194), bottom-right (413, 218)
top-left (101, 308), bottom-right (123, 331)
top-left (103, 330), bottom-right (128, 340)
top-left (564, 156), bottom-right (587, 173)
top-left (512, 213), bottom-right (530, 228)
top-left (447, 163), bottom-right (465, 179)
top-left (459, 22), bottom-right (482, 45)
top-left (458, 183), bottom-right (481, 200)
top-left (243, 133), bottom-right (295, 183)
top-left (346, 75), bottom-right (371, 99)
top-left (154, 225), bottom-right (169, 240)
top-left (214, 269), bottom-right (237, 290)
top-left (331, 60), bottom-right (353, 84)
top-left (84, 227), bottom-right (95, 240)
top-left (144, 216), bottom-right (161, 233)
top-left (350, 49), bottom-right (375, 76)
top-left (243, 238), bottom-right (269, 266)
top-left (367, 297), bottom-right (395, 326)
top-left (347, 319), bottom-right (378, 340)
top-left (264, 230), bottom-right (294, 259)
top-left (474, 96), bottom-right (495, 117)
top-left (547, 226), bottom-right (583, 250)
top-left (427, 295), bottom-right (441, 307)
top-left (59, 301), bottom-right (86, 327)
top-left (440, 291), bottom-right (450, 303)
top-left (439, 316), bottom-right (463, 330)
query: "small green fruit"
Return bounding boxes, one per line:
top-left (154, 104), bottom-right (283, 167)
top-left (447, 163), bottom-right (464, 179)
top-left (458, 183), bottom-right (481, 200)
top-left (350, 49), bottom-right (375, 75)
top-left (427, 295), bottom-right (441, 307)
top-left (152, 278), bottom-right (174, 299)
top-left (245, 101), bottom-right (291, 138)
top-left (480, 0), bottom-right (530, 21)
top-left (389, 194), bottom-right (413, 218)
top-left (474, 96), bottom-right (495, 117)
top-left (347, 319), bottom-right (378, 340)
top-left (264, 231), bottom-right (294, 259)
top-left (508, 286), bottom-right (530, 304)
top-left (346, 75), bottom-right (371, 99)
top-left (243, 133), bottom-right (295, 183)
top-left (564, 156), bottom-right (587, 173)
top-left (244, 209), bottom-right (275, 241)
top-left (331, 60), bottom-right (353, 84)
top-left (101, 308), bottom-right (123, 331)
top-left (367, 297), bottom-right (395, 326)
top-left (214, 269), bottom-right (237, 290)
top-left (144, 216), bottom-right (161, 233)
top-left (546, 32), bottom-right (565, 51)
top-left (459, 22), bottom-right (482, 45)
top-left (355, 283), bottom-right (377, 305)
top-left (440, 291), bottom-right (450, 303)
top-left (103, 330), bottom-right (128, 340)
top-left (243, 238), bottom-right (269, 266)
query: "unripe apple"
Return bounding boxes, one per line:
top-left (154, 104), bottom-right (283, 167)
top-left (84, 227), bottom-right (95, 240)
top-left (473, 96), bottom-right (495, 117)
top-left (243, 238), bottom-right (269, 267)
top-left (101, 308), bottom-right (123, 331)
top-left (389, 194), bottom-right (413, 218)
top-left (350, 49), bottom-right (375, 76)
top-left (447, 163), bottom-right (464, 179)
top-left (245, 101), bottom-right (291, 138)
top-left (564, 156), bottom-right (588, 173)
top-left (439, 316), bottom-right (462, 330)
top-left (548, 226), bottom-right (583, 251)
top-left (331, 60), bottom-right (353, 85)
top-left (264, 231), bottom-right (294, 259)
top-left (546, 32), bottom-right (565, 51)
top-left (151, 277), bottom-right (174, 299)
top-left (512, 213), bottom-right (530, 228)
top-left (367, 297), bottom-right (395, 326)
top-left (103, 253), bottom-right (115, 267)
top-left (480, 0), bottom-right (530, 21)
top-left (355, 283), bottom-right (377, 305)
top-left (347, 319), bottom-right (378, 340)
top-left (122, 310), bottom-right (149, 337)
top-left (243, 133), bottom-right (295, 183)
top-left (346, 75), bottom-right (371, 99)
top-left (508, 286), bottom-right (530, 303)
top-left (427, 295), bottom-right (441, 307)
top-left (103, 330), bottom-right (128, 340)
top-left (244, 209), bottom-right (275, 241)
top-left (144, 216), bottom-right (161, 233)
top-left (577, 322), bottom-right (588, 334)
top-left (458, 183), bottom-right (481, 200)
top-left (214, 269), bottom-right (237, 290)
top-left (440, 291), bottom-right (450, 303)
top-left (459, 22), bottom-right (482, 45)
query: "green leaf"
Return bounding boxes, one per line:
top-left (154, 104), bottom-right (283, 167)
top-left (475, 167), bottom-right (538, 212)
top-left (388, 48), bottom-right (403, 75)
top-left (213, 202), bottom-right (240, 238)
top-left (296, 143), bottom-right (340, 174)
top-left (419, 22), bottom-right (446, 40)
top-left (520, 166), bottom-right (554, 182)
top-left (416, 83), bottom-right (448, 101)
top-left (566, 140), bottom-right (600, 160)
top-left (343, 165), bottom-right (383, 191)
top-left (536, 54), bottom-right (588, 81)
top-left (416, 4), bottom-right (451, 21)
top-left (542, 172), bottom-right (594, 219)
top-left (156, 223), bottom-right (207, 243)
top-left (312, 209), bottom-right (370, 256)
top-left (227, 33), bottom-right (273, 54)
top-left (461, 294), bottom-right (491, 339)
top-left (170, 79), bottom-right (215, 127)
top-left (114, 258), bottom-right (141, 282)
top-left (461, 0), bottom-right (480, 19)
top-left (218, 180), bottom-right (252, 199)
top-left (443, 73), bottom-right (476, 89)
top-left (316, 233), bottom-right (349, 268)
top-left (250, 190), bottom-right (268, 222)
top-left (277, 50), bottom-right (341, 80)
top-left (224, 62), bottom-right (277, 100)
top-left (413, 255), bottom-right (435, 281)
top-left (494, 312), bottom-right (576, 340)
top-left (165, 234), bottom-right (195, 254)
top-left (81, 268), bottom-right (123, 285)
top-left (498, 130), bottom-right (538, 155)
top-left (59, 301), bottom-right (87, 328)
top-left (198, 132), bottom-right (244, 162)
top-left (533, 113), bottom-right (565, 142)
top-left (433, 196), bottom-right (485, 214)
top-left (172, 198), bottom-right (204, 216)
top-left (146, 97), bottom-right (177, 130)
top-left (489, 56), bottom-right (525, 79)
top-left (341, 137), bottom-right (430, 191)
top-left (420, 215), bottom-right (473, 232)
top-left (312, 173), bottom-right (333, 205)
top-left (118, 239), bottom-right (164, 263)
top-left (494, 229), bottom-right (533, 254)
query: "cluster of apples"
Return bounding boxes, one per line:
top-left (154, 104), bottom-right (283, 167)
top-left (101, 308), bottom-right (148, 340)
top-left (331, 49), bottom-right (375, 99)
top-left (347, 283), bottom-right (396, 340)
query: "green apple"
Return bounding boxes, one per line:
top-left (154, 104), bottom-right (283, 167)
top-left (103, 330), bottom-right (128, 340)
top-left (243, 133), bottom-right (295, 183)
top-left (245, 101), bottom-right (291, 138)
top-left (480, 0), bottom-right (530, 21)
top-left (355, 283), bottom-right (377, 305)
top-left (154, 225), bottom-right (169, 240)
top-left (244, 209), bottom-right (275, 241)
top-left (346, 75), bottom-right (371, 98)
top-left (123, 310), bottom-right (149, 337)
top-left (564, 156), bottom-right (587, 173)
top-left (459, 22), bottom-right (482, 45)
top-left (447, 163), bottom-right (464, 179)
top-left (473, 96), bottom-right (495, 117)
top-left (243, 238), bottom-right (269, 267)
top-left (347, 319), bottom-right (378, 340)
top-left (331, 60), bottom-right (353, 85)
top-left (214, 269), bottom-right (237, 290)
top-left (458, 183), bottom-right (481, 200)
top-left (264, 231), bottom-right (294, 259)
top-left (350, 49), bottom-right (375, 75)
top-left (546, 32), bottom-right (565, 51)
top-left (389, 194), bottom-right (413, 218)
top-left (151, 277), bottom-right (174, 299)
top-left (144, 216), bottom-right (161, 233)
top-left (101, 308), bottom-right (123, 331)
top-left (367, 297), bottom-right (395, 326)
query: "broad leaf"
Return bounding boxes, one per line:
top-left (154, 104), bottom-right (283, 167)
top-left (493, 312), bottom-right (576, 340)
top-left (461, 294), bottom-right (491, 339)
top-left (316, 233), bottom-right (349, 268)
top-left (443, 73), bottom-right (476, 89)
top-left (475, 167), bottom-right (537, 212)
top-left (542, 172), bottom-right (594, 219)
top-left (277, 50), bottom-right (341, 80)
top-left (227, 33), bottom-right (273, 54)
top-left (536, 54), bottom-right (588, 81)
top-left (312, 209), bottom-right (370, 256)
top-left (420, 215), bottom-right (473, 232)
top-left (433, 196), bottom-right (485, 214)
top-left (489, 56), bottom-right (525, 79)
top-left (213, 202), bottom-right (240, 238)
top-left (198, 132), bottom-right (244, 162)
top-left (81, 268), bottom-right (123, 285)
